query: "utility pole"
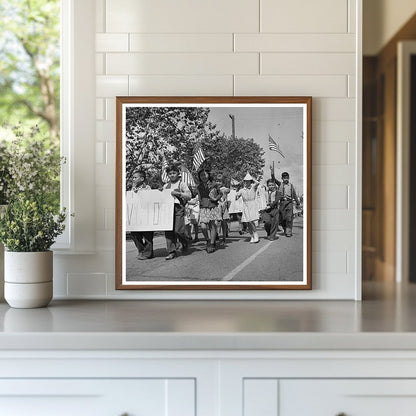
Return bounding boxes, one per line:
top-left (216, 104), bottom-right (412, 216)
top-left (229, 114), bottom-right (235, 139)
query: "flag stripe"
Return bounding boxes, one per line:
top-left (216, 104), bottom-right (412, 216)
top-left (161, 156), bottom-right (169, 183)
top-left (268, 135), bottom-right (285, 158)
top-left (193, 144), bottom-right (206, 171)
top-left (181, 165), bottom-right (196, 187)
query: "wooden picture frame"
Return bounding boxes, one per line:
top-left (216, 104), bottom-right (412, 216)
top-left (116, 96), bottom-right (312, 290)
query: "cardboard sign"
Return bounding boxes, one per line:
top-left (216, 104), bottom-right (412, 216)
top-left (126, 189), bottom-right (174, 231)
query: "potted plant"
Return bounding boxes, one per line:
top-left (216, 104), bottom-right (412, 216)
top-left (0, 124), bottom-right (66, 308)
top-left (0, 197), bottom-right (66, 308)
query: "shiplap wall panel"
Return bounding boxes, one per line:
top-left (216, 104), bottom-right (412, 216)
top-left (261, 53), bottom-right (356, 75)
top-left (235, 75), bottom-right (348, 97)
top-left (261, 0), bottom-right (348, 33)
top-left (130, 34), bottom-right (234, 52)
top-left (235, 34), bottom-right (356, 52)
top-left (106, 53), bottom-right (259, 75)
top-left (106, 0), bottom-right (260, 33)
top-left (60, 0), bottom-right (360, 299)
top-left (129, 75), bottom-right (234, 96)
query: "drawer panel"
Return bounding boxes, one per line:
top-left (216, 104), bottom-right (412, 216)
top-left (280, 380), bottom-right (416, 416)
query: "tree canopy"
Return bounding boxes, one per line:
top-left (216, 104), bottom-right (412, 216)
top-left (125, 107), bottom-right (265, 188)
top-left (0, 0), bottom-right (60, 140)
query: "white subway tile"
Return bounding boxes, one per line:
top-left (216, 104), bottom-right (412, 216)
top-left (348, 75), bottom-right (356, 97)
top-left (313, 185), bottom-right (349, 209)
top-left (235, 75), bottom-right (347, 97)
top-left (96, 34), bottom-right (129, 52)
top-left (107, 53), bottom-right (259, 75)
top-left (129, 75), bottom-right (233, 96)
top-left (95, 207), bottom-right (105, 230)
top-left (96, 0), bottom-right (105, 33)
top-left (312, 210), bottom-right (355, 230)
top-left (262, 53), bottom-right (355, 75)
top-left (105, 208), bottom-right (116, 230)
top-left (313, 165), bottom-right (355, 185)
top-left (262, 0), bottom-right (348, 33)
top-left (96, 75), bottom-right (128, 97)
top-left (106, 98), bottom-right (116, 121)
top-left (96, 186), bottom-right (115, 209)
top-left (96, 164), bottom-right (115, 186)
top-left (313, 230), bottom-right (355, 251)
top-left (96, 53), bottom-right (105, 75)
top-left (349, 0), bottom-right (357, 34)
top-left (312, 251), bottom-right (348, 274)
top-left (96, 98), bottom-right (105, 120)
top-left (312, 98), bottom-right (355, 121)
top-left (96, 142), bottom-right (106, 164)
top-left (96, 230), bottom-right (116, 250)
top-left (347, 250), bottom-right (355, 274)
top-left (67, 273), bottom-right (107, 296)
top-left (313, 120), bottom-right (355, 142)
top-left (313, 142), bottom-right (348, 165)
top-left (106, 141), bottom-right (116, 165)
top-left (235, 34), bottom-right (356, 52)
top-left (96, 120), bottom-right (116, 143)
top-left (106, 0), bottom-right (259, 33)
top-left (130, 34), bottom-right (233, 52)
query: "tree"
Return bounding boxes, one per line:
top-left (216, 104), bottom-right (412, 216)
top-left (0, 0), bottom-right (60, 140)
top-left (125, 106), bottom-right (265, 188)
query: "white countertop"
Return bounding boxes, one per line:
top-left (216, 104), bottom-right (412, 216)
top-left (1, 281), bottom-right (416, 351)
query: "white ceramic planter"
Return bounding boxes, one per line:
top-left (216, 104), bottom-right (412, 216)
top-left (0, 205), bottom-right (7, 302)
top-left (4, 251), bottom-right (53, 308)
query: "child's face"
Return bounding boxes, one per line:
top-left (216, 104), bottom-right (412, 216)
top-left (215, 176), bottom-right (223, 187)
top-left (243, 180), bottom-right (251, 188)
top-left (267, 182), bottom-right (276, 192)
top-left (168, 170), bottom-right (179, 182)
top-left (199, 170), bottom-right (209, 183)
top-left (133, 173), bottom-right (145, 186)
top-left (282, 176), bottom-right (289, 184)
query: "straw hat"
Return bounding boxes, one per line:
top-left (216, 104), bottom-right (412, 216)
top-left (243, 172), bottom-right (254, 181)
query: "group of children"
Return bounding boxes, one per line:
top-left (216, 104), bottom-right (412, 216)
top-left (130, 164), bottom-right (301, 261)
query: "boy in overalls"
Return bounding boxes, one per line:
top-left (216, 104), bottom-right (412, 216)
top-left (163, 164), bottom-right (191, 260)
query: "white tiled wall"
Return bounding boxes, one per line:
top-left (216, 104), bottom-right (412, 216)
top-left (55, 0), bottom-right (360, 300)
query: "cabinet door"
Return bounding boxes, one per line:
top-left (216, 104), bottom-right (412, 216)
top-left (0, 379), bottom-right (195, 416)
top-left (281, 380), bottom-right (416, 416)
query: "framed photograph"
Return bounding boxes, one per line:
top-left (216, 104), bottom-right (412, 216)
top-left (116, 96), bottom-right (311, 290)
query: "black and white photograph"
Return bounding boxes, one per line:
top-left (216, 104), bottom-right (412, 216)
top-left (116, 97), bottom-right (311, 290)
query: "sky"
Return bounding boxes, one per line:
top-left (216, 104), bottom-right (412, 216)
top-left (206, 105), bottom-right (306, 194)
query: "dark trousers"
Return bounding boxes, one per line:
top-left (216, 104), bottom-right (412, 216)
top-left (165, 204), bottom-right (188, 254)
top-left (279, 201), bottom-right (294, 231)
top-left (131, 231), bottom-right (154, 258)
top-left (262, 208), bottom-right (279, 238)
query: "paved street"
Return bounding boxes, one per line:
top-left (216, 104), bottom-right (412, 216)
top-left (126, 217), bottom-right (303, 282)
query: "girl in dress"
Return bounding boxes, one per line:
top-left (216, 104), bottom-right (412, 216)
top-left (236, 172), bottom-right (260, 243)
top-left (197, 169), bottom-right (222, 253)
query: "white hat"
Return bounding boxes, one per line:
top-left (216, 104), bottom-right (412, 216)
top-left (243, 172), bottom-right (254, 181)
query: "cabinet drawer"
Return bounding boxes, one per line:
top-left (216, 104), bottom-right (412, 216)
top-left (0, 379), bottom-right (195, 416)
top-left (280, 379), bottom-right (416, 416)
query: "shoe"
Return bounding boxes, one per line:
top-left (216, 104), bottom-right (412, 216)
top-left (285, 231), bottom-right (292, 237)
top-left (165, 252), bottom-right (176, 260)
top-left (192, 237), bottom-right (199, 242)
top-left (267, 236), bottom-right (277, 241)
top-left (181, 241), bottom-right (189, 252)
top-left (207, 245), bottom-right (216, 253)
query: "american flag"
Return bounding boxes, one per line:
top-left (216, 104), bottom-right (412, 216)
top-left (161, 156), bottom-right (169, 183)
top-left (193, 143), bottom-right (206, 171)
top-left (181, 165), bottom-right (196, 187)
top-left (268, 135), bottom-right (285, 158)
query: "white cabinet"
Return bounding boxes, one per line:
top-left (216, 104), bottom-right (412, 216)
top-left (281, 380), bottom-right (416, 416)
top-left (0, 379), bottom-right (195, 416)
top-left (1, 350), bottom-right (416, 415)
